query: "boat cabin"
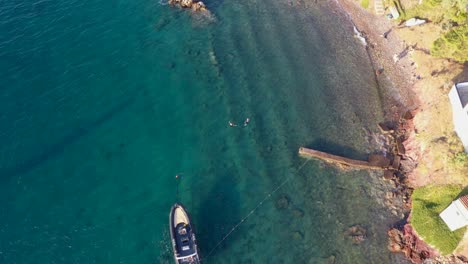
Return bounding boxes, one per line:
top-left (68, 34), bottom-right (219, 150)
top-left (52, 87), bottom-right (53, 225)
top-left (170, 204), bottom-right (200, 264)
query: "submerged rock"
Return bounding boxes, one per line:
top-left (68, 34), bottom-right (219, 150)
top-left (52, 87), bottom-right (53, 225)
top-left (344, 225), bottom-right (367, 244)
top-left (275, 195), bottom-right (290, 209)
top-left (326, 255), bottom-right (336, 264)
top-left (292, 231), bottom-right (304, 240)
top-left (292, 208), bottom-right (304, 218)
top-left (168, 0), bottom-right (215, 25)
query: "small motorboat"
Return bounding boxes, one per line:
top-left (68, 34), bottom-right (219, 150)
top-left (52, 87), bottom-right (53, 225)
top-left (169, 203), bottom-right (201, 264)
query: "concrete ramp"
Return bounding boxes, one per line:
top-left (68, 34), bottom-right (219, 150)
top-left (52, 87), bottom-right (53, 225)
top-left (298, 147), bottom-right (391, 170)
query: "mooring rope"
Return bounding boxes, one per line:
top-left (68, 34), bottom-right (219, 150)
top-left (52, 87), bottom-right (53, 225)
top-left (175, 173), bottom-right (183, 203)
top-left (205, 159), bottom-right (310, 258)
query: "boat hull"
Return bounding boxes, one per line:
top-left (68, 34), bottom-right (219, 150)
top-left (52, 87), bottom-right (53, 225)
top-left (169, 203), bottom-right (201, 264)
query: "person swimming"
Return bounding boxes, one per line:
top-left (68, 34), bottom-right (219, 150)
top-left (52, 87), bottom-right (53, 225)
top-left (243, 118), bottom-right (250, 126)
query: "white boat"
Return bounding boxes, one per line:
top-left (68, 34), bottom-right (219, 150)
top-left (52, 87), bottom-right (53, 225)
top-left (169, 203), bottom-right (201, 264)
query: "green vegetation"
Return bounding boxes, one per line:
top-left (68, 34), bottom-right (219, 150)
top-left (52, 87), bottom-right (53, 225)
top-left (414, 129), bottom-right (468, 185)
top-left (361, 0), bottom-right (370, 9)
top-left (431, 24), bottom-right (468, 62)
top-left (400, 0), bottom-right (468, 62)
top-left (451, 151), bottom-right (468, 168)
top-left (446, 132), bottom-right (468, 172)
top-left (411, 185), bottom-right (467, 255)
top-left (401, 0), bottom-right (468, 23)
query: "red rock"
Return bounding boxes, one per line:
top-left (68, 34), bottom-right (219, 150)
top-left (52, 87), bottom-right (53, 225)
top-left (387, 224), bottom-right (440, 263)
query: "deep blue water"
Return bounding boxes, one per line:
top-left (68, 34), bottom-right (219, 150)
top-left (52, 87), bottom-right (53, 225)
top-left (0, 0), bottom-right (407, 263)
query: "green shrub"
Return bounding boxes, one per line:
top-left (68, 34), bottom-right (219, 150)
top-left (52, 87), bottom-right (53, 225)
top-left (411, 185), bottom-right (466, 255)
top-left (402, 0), bottom-right (468, 23)
top-left (361, 0), bottom-right (370, 8)
top-left (451, 152), bottom-right (468, 167)
top-left (431, 24), bottom-right (468, 62)
top-left (428, 0), bottom-right (443, 7)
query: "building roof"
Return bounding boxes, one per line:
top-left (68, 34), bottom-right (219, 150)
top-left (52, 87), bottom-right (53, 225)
top-left (459, 194), bottom-right (468, 209)
top-left (455, 82), bottom-right (468, 108)
top-left (440, 197), bottom-right (468, 231)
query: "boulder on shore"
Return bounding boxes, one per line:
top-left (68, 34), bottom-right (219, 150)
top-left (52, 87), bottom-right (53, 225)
top-left (388, 224), bottom-right (439, 263)
top-left (191, 1), bottom-right (207, 12)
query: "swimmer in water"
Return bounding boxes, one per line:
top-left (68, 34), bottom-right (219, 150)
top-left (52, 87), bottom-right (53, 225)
top-left (243, 118), bottom-right (250, 126)
top-left (229, 121), bottom-right (237, 127)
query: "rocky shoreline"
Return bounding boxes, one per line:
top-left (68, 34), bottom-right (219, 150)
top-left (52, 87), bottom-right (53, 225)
top-left (165, 0), bottom-right (464, 260)
top-left (328, 0), bottom-right (467, 263)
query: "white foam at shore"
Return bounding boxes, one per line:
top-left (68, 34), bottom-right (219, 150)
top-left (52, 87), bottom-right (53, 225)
top-left (354, 26), bottom-right (367, 46)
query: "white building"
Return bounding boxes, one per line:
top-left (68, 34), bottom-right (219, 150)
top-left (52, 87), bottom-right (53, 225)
top-left (440, 195), bottom-right (468, 231)
top-left (448, 82), bottom-right (468, 153)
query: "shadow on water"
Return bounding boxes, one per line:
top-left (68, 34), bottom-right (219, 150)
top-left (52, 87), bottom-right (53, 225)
top-left (305, 138), bottom-right (369, 161)
top-left (0, 92), bottom-right (139, 179)
top-left (193, 171), bottom-right (241, 260)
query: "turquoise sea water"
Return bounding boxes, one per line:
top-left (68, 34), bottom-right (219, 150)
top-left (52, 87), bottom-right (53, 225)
top-left (0, 0), bottom-right (408, 263)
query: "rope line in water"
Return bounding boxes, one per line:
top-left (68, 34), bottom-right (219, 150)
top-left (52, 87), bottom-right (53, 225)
top-left (205, 159), bottom-right (310, 258)
top-left (176, 178), bottom-right (180, 202)
top-left (175, 173), bottom-right (183, 202)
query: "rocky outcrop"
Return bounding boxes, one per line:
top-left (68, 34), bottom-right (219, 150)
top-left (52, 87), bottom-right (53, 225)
top-left (168, 0), bottom-right (215, 24)
top-left (292, 231), bottom-right (304, 241)
top-left (388, 222), bottom-right (468, 263)
top-left (191, 1), bottom-right (207, 12)
top-left (292, 208), bottom-right (304, 218)
top-left (275, 195), bottom-right (290, 209)
top-left (169, 0), bottom-right (209, 12)
top-left (435, 255), bottom-right (468, 264)
top-left (344, 225), bottom-right (367, 244)
top-left (388, 223), bottom-right (439, 264)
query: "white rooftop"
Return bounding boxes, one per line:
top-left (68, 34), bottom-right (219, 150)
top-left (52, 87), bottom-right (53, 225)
top-left (440, 195), bottom-right (468, 231)
top-left (449, 82), bottom-right (468, 153)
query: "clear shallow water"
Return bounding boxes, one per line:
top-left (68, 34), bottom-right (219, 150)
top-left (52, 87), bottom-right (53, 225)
top-left (0, 0), bottom-right (406, 263)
